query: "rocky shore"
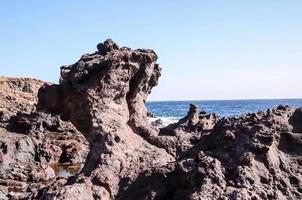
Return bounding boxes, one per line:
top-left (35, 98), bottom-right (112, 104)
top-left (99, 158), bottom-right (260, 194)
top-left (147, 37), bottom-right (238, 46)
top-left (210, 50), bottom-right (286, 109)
top-left (0, 78), bottom-right (89, 199)
top-left (0, 40), bottom-right (301, 199)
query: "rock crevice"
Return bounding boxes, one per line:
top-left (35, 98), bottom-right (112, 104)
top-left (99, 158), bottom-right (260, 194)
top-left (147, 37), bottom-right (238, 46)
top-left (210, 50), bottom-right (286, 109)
top-left (37, 39), bottom-right (174, 199)
top-left (1, 40), bottom-right (301, 200)
top-left (36, 40), bottom-right (302, 200)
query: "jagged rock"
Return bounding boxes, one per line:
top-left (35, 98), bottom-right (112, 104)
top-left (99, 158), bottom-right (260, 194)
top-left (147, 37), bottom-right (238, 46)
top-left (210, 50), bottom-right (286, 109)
top-left (31, 165), bottom-right (56, 182)
top-left (119, 105), bottom-right (302, 200)
top-left (1, 40), bottom-right (302, 199)
top-left (151, 119), bottom-right (164, 127)
top-left (162, 104), bottom-right (219, 134)
top-left (37, 39), bottom-right (174, 199)
top-left (158, 104), bottom-right (220, 156)
top-left (290, 108), bottom-right (302, 132)
top-left (36, 40), bottom-right (302, 200)
top-left (0, 77), bottom-right (45, 121)
top-left (0, 77), bottom-right (89, 199)
top-left (97, 39), bottom-right (119, 55)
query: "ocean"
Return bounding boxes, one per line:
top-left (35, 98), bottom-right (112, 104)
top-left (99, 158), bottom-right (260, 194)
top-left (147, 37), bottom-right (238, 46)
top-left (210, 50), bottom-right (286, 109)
top-left (146, 99), bottom-right (302, 125)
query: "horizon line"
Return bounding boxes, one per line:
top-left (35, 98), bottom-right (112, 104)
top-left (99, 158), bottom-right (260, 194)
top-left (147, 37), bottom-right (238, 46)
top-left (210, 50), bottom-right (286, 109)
top-left (147, 97), bottom-right (302, 102)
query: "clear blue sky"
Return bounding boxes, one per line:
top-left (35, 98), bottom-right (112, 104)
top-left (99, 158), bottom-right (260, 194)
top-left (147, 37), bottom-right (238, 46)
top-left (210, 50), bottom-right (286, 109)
top-left (0, 1), bottom-right (301, 101)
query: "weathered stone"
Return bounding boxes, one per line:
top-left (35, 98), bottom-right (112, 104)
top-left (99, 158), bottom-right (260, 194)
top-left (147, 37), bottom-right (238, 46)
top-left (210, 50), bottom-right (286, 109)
top-left (1, 40), bottom-right (302, 199)
top-left (0, 77), bottom-right (89, 198)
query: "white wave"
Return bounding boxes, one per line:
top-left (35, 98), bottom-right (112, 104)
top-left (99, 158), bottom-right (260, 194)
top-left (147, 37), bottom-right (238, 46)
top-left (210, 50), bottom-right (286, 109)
top-left (148, 116), bottom-right (180, 127)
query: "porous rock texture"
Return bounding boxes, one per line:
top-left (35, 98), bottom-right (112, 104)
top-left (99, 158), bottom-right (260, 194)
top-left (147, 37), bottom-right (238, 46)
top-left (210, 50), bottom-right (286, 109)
top-left (36, 40), bottom-right (302, 200)
top-left (123, 105), bottom-right (302, 200)
top-left (37, 39), bottom-right (174, 199)
top-left (1, 40), bottom-right (301, 200)
top-left (0, 77), bottom-right (45, 121)
top-left (0, 77), bottom-right (88, 199)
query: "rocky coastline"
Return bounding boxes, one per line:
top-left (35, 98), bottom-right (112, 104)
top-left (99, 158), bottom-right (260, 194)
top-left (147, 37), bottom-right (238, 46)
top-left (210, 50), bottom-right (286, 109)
top-left (0, 40), bottom-right (301, 200)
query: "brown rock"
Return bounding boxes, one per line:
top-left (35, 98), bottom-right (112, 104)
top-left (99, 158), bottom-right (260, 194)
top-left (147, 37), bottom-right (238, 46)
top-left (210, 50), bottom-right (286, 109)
top-left (36, 40), bottom-right (302, 200)
top-left (0, 77), bottom-right (45, 121)
top-left (31, 165), bottom-right (55, 182)
top-left (1, 40), bottom-right (301, 199)
top-left (37, 39), bottom-right (173, 198)
top-left (0, 77), bottom-right (89, 198)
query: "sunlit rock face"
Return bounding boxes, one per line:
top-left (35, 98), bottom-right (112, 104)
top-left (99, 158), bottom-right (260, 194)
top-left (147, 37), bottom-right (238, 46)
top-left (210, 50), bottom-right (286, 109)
top-left (37, 39), bottom-right (174, 199)
top-left (36, 40), bottom-right (302, 200)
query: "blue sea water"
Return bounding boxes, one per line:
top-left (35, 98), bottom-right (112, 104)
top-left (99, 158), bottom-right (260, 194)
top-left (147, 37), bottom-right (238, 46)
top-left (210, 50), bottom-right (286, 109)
top-left (146, 99), bottom-right (302, 123)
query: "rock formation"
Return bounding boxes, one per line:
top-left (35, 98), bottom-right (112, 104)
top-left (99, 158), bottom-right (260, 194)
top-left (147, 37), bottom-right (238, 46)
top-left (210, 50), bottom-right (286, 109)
top-left (0, 77), bottom-right (45, 121)
top-left (121, 105), bottom-right (302, 200)
top-left (36, 39), bottom-right (174, 199)
top-left (0, 40), bottom-right (301, 199)
top-left (0, 78), bottom-right (88, 199)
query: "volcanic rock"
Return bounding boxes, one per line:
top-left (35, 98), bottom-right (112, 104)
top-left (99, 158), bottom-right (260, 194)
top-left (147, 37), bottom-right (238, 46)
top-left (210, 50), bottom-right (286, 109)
top-left (0, 77), bottom-right (89, 199)
top-left (120, 106), bottom-right (302, 200)
top-left (0, 77), bottom-right (45, 121)
top-left (37, 39), bottom-right (174, 199)
top-left (36, 40), bottom-right (302, 199)
top-left (151, 119), bottom-right (164, 127)
top-left (1, 39), bottom-right (301, 200)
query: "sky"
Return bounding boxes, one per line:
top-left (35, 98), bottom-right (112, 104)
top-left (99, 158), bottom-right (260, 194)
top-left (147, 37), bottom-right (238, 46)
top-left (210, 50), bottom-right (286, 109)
top-left (0, 1), bottom-right (301, 101)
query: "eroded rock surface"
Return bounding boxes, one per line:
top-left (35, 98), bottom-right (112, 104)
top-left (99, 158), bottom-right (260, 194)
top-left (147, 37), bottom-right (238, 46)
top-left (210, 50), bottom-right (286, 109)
top-left (1, 40), bottom-right (301, 200)
top-left (122, 105), bottom-right (302, 200)
top-left (0, 77), bottom-right (45, 121)
top-left (0, 78), bottom-right (88, 199)
top-left (36, 40), bottom-right (302, 200)
top-left (37, 39), bottom-right (174, 199)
